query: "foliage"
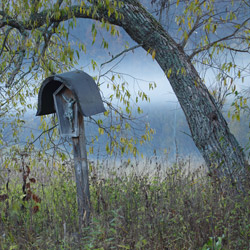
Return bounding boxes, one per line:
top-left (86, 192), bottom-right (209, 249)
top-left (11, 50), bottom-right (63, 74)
top-left (201, 235), bottom-right (224, 250)
top-left (0, 1), bottom-right (250, 247)
top-left (0, 0), bottom-right (156, 159)
top-left (151, 0), bottom-right (250, 115)
top-left (1, 154), bottom-right (250, 249)
top-left (0, 0), bottom-right (249, 159)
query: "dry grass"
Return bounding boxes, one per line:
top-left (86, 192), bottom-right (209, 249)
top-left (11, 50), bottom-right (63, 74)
top-left (0, 154), bottom-right (249, 249)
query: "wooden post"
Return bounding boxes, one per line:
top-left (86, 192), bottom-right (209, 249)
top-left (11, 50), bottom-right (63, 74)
top-left (38, 71), bottom-right (106, 229)
top-left (72, 113), bottom-right (90, 227)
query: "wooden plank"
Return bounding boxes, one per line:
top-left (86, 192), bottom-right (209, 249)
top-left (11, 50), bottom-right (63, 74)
top-left (72, 114), bottom-right (90, 227)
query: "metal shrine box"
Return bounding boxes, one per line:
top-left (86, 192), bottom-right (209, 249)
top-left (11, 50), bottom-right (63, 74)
top-left (36, 70), bottom-right (106, 137)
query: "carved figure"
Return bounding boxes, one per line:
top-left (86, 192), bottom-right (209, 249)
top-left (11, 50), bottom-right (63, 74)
top-left (62, 94), bottom-right (76, 132)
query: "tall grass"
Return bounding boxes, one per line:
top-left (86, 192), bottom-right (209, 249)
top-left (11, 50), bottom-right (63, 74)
top-left (0, 156), bottom-right (249, 249)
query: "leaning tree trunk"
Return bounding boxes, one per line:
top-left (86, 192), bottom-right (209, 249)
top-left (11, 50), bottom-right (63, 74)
top-left (86, 0), bottom-right (247, 191)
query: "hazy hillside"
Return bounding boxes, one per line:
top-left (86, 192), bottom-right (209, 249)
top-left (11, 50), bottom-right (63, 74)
top-left (1, 102), bottom-right (249, 161)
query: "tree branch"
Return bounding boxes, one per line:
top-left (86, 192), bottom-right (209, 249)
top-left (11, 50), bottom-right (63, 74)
top-left (189, 17), bottom-right (250, 60)
top-left (29, 124), bottom-right (58, 146)
top-left (0, 27), bottom-right (13, 56)
top-left (101, 44), bottom-right (143, 67)
top-left (6, 31), bottom-right (28, 87)
top-left (0, 10), bottom-right (26, 32)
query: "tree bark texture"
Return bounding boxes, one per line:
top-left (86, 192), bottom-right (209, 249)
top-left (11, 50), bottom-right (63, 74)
top-left (94, 0), bottom-right (247, 191)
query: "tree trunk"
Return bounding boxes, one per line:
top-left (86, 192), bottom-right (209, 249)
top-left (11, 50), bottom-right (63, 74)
top-left (96, 0), bottom-right (247, 191)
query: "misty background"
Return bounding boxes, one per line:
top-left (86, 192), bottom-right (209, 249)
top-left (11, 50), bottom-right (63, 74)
top-left (1, 1), bottom-right (250, 162)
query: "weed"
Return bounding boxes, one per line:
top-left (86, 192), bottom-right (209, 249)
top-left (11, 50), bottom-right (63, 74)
top-left (0, 155), bottom-right (249, 249)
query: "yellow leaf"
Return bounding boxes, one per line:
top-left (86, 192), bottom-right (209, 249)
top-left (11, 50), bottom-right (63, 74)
top-left (167, 68), bottom-right (172, 78)
top-left (98, 127), bottom-right (104, 135)
top-left (26, 39), bottom-right (32, 48)
top-left (152, 50), bottom-right (156, 60)
top-left (105, 143), bottom-right (110, 153)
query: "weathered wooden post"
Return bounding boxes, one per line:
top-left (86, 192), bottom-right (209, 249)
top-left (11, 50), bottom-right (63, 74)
top-left (36, 70), bottom-right (106, 227)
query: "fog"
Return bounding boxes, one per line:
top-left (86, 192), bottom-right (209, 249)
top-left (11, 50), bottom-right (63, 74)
top-left (2, 2), bottom-right (250, 163)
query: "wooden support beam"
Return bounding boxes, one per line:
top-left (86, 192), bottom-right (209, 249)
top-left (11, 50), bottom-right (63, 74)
top-left (72, 113), bottom-right (90, 227)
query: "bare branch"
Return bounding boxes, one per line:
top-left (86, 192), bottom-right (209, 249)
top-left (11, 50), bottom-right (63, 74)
top-left (101, 44), bottom-right (143, 67)
top-left (243, 0), bottom-right (250, 7)
top-left (29, 124), bottom-right (58, 146)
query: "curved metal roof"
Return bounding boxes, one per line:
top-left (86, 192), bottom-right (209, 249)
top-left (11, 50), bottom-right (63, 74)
top-left (36, 70), bottom-right (106, 117)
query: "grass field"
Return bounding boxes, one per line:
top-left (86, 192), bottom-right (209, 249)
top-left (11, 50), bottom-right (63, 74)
top-left (0, 155), bottom-right (249, 249)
